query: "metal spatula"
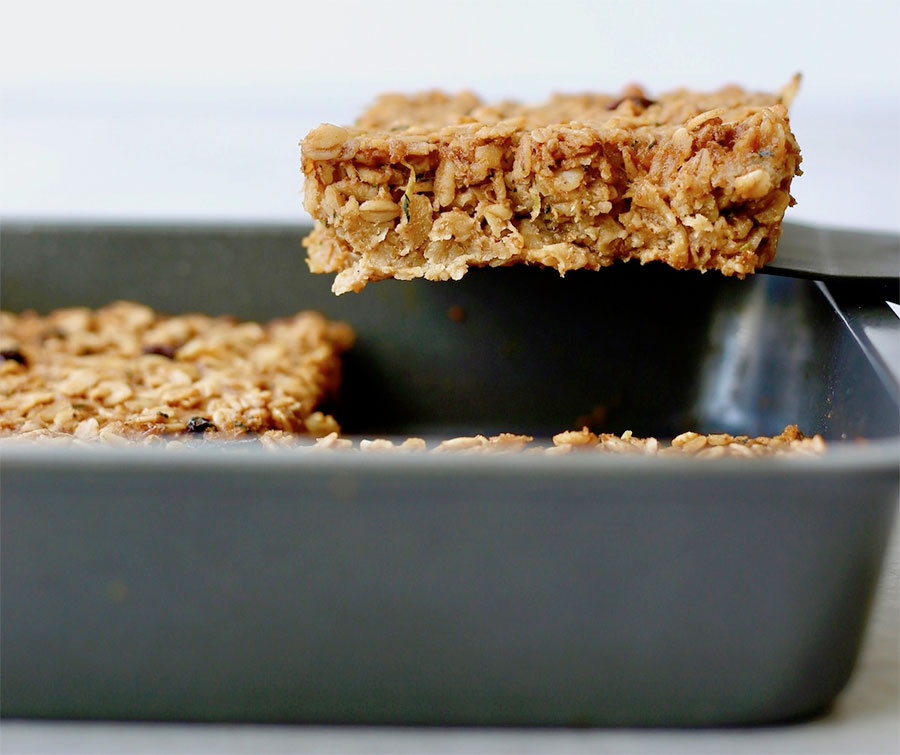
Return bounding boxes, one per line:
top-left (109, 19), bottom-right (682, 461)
top-left (766, 223), bottom-right (899, 281)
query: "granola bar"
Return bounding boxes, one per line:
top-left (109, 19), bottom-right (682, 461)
top-left (0, 301), bottom-right (354, 441)
top-left (302, 78), bottom-right (802, 294)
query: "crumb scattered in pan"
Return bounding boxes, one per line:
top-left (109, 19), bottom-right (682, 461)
top-left (551, 424), bottom-right (826, 457)
top-left (360, 437), bottom-right (427, 452)
top-left (0, 302), bottom-right (354, 440)
top-left (312, 431), bottom-right (354, 450)
top-left (1, 424), bottom-right (826, 457)
top-left (550, 427), bottom-right (659, 454)
top-left (432, 433), bottom-right (534, 454)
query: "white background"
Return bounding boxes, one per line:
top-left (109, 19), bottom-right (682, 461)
top-left (1, 0), bottom-right (898, 231)
top-left (1, 2), bottom-right (898, 753)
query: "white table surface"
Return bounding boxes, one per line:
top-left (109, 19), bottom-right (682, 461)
top-left (1, 99), bottom-right (898, 755)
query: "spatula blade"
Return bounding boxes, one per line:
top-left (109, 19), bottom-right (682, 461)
top-left (765, 223), bottom-right (899, 281)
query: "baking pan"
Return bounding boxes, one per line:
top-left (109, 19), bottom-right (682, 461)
top-left (1, 222), bottom-right (898, 726)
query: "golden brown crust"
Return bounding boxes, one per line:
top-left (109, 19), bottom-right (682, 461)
top-left (0, 301), bottom-right (354, 441)
top-left (302, 80), bottom-right (802, 294)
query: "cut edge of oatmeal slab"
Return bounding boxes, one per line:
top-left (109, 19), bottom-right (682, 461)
top-left (301, 76), bottom-right (802, 294)
top-left (0, 301), bottom-right (354, 441)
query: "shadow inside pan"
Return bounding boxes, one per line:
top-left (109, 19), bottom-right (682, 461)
top-left (1, 223), bottom-right (897, 440)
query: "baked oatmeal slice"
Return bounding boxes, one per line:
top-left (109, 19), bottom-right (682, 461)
top-left (302, 78), bottom-right (801, 294)
top-left (0, 301), bottom-right (354, 441)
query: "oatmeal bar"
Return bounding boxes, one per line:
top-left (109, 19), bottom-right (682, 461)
top-left (0, 301), bottom-right (354, 441)
top-left (302, 78), bottom-right (801, 294)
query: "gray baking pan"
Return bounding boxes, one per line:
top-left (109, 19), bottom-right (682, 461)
top-left (1, 222), bottom-right (898, 727)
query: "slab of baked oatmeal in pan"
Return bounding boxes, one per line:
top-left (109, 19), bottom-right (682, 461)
top-left (1, 223), bottom-right (897, 725)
